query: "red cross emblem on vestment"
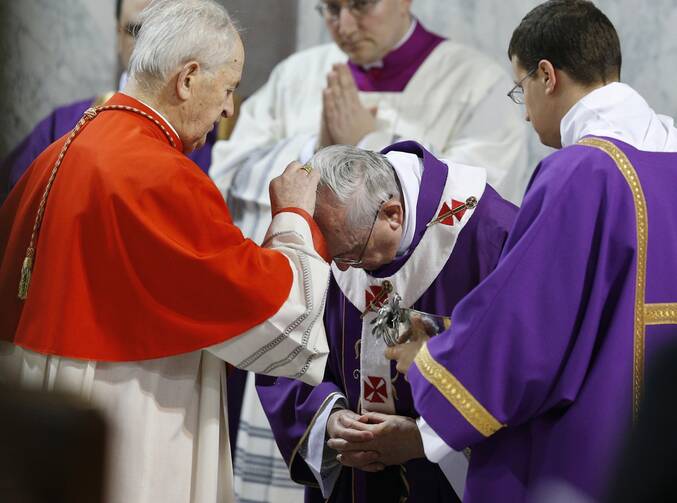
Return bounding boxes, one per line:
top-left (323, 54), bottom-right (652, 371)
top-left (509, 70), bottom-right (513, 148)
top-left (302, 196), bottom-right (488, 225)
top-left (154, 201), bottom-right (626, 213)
top-left (363, 376), bottom-right (388, 403)
top-left (436, 199), bottom-right (468, 226)
top-left (365, 285), bottom-right (388, 311)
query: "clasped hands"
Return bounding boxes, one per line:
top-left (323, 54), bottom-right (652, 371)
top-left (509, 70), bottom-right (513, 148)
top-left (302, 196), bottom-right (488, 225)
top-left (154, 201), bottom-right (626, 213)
top-left (319, 63), bottom-right (377, 148)
top-left (326, 409), bottom-right (424, 472)
top-left (326, 315), bottom-right (436, 471)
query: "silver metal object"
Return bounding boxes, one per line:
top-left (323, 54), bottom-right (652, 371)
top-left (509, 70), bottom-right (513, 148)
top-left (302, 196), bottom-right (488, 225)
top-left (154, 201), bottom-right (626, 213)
top-left (370, 293), bottom-right (450, 346)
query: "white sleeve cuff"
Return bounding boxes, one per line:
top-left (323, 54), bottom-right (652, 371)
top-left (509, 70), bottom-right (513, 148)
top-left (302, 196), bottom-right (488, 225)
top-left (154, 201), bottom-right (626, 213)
top-left (417, 416), bottom-right (468, 499)
top-left (301, 394), bottom-right (347, 497)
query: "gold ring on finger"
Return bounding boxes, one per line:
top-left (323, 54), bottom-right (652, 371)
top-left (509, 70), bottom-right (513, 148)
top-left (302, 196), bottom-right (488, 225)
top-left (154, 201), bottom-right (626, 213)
top-left (300, 163), bottom-right (313, 175)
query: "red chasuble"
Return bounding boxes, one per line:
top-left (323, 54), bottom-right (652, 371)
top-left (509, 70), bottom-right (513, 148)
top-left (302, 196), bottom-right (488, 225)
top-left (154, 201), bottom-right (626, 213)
top-left (0, 93), bottom-right (303, 361)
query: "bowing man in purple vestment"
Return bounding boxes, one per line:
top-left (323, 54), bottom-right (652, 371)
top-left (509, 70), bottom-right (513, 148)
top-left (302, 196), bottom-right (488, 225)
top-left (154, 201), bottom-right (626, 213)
top-left (256, 142), bottom-right (517, 503)
top-left (387, 2), bottom-right (677, 502)
top-left (0, 0), bottom-right (226, 206)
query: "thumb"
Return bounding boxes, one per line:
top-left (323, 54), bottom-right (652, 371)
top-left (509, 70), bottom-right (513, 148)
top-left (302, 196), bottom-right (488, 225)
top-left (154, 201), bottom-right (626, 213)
top-left (369, 106), bottom-right (378, 117)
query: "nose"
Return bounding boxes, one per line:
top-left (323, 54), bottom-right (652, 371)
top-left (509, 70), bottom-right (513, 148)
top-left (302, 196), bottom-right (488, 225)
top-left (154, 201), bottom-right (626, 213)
top-left (222, 94), bottom-right (235, 119)
top-left (337, 6), bottom-right (358, 37)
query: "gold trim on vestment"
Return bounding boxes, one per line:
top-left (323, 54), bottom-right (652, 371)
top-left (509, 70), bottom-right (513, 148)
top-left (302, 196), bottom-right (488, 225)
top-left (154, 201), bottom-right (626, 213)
top-left (578, 138), bottom-right (648, 420)
top-left (645, 303), bottom-right (677, 325)
top-left (414, 343), bottom-right (504, 437)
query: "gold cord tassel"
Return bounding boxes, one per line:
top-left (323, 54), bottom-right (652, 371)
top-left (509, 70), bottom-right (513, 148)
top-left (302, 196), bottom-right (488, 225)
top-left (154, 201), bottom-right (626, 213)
top-left (18, 248), bottom-right (34, 300)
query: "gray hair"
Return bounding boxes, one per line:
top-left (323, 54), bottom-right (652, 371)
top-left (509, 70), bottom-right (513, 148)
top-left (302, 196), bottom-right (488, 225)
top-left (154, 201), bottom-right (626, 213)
top-left (128, 0), bottom-right (239, 89)
top-left (311, 145), bottom-right (401, 230)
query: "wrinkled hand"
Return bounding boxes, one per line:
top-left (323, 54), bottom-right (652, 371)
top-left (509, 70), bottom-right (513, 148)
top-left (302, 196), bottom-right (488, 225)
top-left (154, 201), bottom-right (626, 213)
top-left (321, 63), bottom-right (377, 147)
top-left (326, 409), bottom-right (383, 472)
top-left (269, 161), bottom-right (321, 215)
top-left (327, 412), bottom-right (425, 467)
top-left (384, 315), bottom-right (433, 377)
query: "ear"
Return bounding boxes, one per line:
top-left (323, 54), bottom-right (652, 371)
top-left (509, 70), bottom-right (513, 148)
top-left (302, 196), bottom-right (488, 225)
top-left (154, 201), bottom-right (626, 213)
top-left (538, 59), bottom-right (558, 95)
top-left (175, 61), bottom-right (200, 101)
top-left (382, 199), bottom-right (403, 230)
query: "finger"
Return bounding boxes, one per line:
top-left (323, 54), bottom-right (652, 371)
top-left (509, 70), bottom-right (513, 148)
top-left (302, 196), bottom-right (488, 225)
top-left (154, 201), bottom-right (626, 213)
top-left (282, 161), bottom-right (303, 175)
top-left (323, 89), bottom-right (338, 120)
top-left (384, 346), bottom-right (400, 361)
top-left (341, 418), bottom-right (376, 432)
top-left (337, 64), bottom-right (356, 92)
top-left (360, 411), bottom-right (390, 424)
top-left (368, 106), bottom-right (378, 117)
top-left (327, 71), bottom-right (341, 94)
top-left (396, 360), bottom-right (409, 376)
top-left (332, 425), bottom-right (374, 443)
top-left (337, 450), bottom-right (379, 468)
top-left (327, 437), bottom-right (375, 452)
top-left (360, 462), bottom-right (386, 473)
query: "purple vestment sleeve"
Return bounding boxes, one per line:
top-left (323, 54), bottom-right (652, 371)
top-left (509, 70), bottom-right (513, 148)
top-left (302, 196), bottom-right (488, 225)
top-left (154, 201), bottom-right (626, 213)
top-left (256, 366), bottom-right (344, 486)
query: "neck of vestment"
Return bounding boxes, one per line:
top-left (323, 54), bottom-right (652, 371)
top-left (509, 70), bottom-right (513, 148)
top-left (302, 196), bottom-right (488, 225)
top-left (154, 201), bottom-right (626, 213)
top-left (369, 141), bottom-right (448, 278)
top-left (560, 82), bottom-right (677, 152)
top-left (348, 21), bottom-right (445, 92)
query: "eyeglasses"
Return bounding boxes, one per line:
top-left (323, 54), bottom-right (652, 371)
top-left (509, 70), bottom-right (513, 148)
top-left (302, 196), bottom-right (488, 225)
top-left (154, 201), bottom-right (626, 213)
top-left (507, 67), bottom-right (537, 104)
top-left (315, 0), bottom-right (382, 23)
top-left (333, 198), bottom-right (388, 268)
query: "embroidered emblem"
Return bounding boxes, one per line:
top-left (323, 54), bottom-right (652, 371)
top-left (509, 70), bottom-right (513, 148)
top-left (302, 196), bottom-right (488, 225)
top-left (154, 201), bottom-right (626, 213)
top-left (363, 376), bottom-right (388, 403)
top-left (427, 196), bottom-right (478, 228)
top-left (362, 280), bottom-right (393, 318)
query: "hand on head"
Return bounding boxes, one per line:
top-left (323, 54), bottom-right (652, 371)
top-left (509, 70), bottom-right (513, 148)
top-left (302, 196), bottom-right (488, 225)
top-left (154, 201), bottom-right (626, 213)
top-left (269, 161), bottom-right (321, 215)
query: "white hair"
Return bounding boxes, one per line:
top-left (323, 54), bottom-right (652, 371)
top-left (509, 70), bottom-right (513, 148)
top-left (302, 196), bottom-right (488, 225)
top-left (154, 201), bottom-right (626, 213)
top-left (311, 145), bottom-right (402, 230)
top-left (128, 0), bottom-right (239, 88)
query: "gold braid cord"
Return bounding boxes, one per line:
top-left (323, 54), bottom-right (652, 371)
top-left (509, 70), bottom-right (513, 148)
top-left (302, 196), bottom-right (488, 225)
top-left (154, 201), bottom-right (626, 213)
top-left (18, 105), bottom-right (176, 300)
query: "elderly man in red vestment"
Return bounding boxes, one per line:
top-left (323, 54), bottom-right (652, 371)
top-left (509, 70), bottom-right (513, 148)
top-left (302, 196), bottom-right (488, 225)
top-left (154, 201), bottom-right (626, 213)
top-left (0, 1), bottom-right (331, 502)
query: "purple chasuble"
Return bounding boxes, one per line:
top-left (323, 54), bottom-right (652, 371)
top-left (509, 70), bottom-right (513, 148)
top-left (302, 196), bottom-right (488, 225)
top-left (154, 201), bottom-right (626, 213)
top-left (407, 137), bottom-right (677, 502)
top-left (1, 97), bottom-right (216, 205)
top-left (256, 142), bottom-right (517, 503)
top-left (349, 22), bottom-right (445, 93)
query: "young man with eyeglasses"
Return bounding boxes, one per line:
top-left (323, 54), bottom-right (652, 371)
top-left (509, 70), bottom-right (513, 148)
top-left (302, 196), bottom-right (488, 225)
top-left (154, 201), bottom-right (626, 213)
top-left (386, 1), bottom-right (677, 501)
top-left (256, 142), bottom-right (517, 502)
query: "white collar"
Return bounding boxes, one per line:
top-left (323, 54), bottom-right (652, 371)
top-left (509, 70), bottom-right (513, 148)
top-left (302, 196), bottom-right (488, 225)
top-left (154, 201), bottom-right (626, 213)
top-left (384, 151), bottom-right (422, 255)
top-left (362, 19), bottom-right (417, 70)
top-left (560, 82), bottom-right (677, 152)
top-left (120, 91), bottom-right (180, 138)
